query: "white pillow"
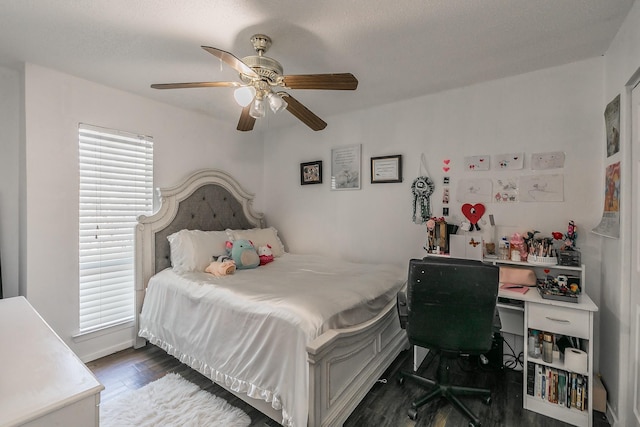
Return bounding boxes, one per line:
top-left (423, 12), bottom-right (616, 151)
top-left (226, 227), bottom-right (286, 257)
top-left (167, 229), bottom-right (230, 272)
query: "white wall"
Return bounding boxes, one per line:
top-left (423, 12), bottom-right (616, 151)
top-left (0, 65), bottom-right (21, 298)
top-left (22, 63), bottom-right (264, 361)
top-left (600, 1), bottom-right (640, 424)
top-left (263, 55), bottom-right (604, 379)
top-left (265, 58), bottom-right (602, 268)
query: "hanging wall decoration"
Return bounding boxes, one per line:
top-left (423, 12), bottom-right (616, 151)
top-left (412, 153), bottom-right (435, 224)
top-left (493, 178), bottom-right (519, 202)
top-left (456, 178), bottom-right (492, 203)
top-left (519, 174), bottom-right (564, 202)
top-left (331, 144), bottom-right (361, 190)
top-left (412, 176), bottom-right (435, 224)
top-left (494, 152), bottom-right (524, 170)
top-left (593, 161), bottom-right (620, 238)
top-left (461, 203), bottom-right (485, 231)
top-left (464, 155), bottom-right (490, 171)
top-left (605, 94), bottom-right (620, 158)
top-left (531, 151), bottom-right (565, 170)
top-left (442, 163), bottom-right (450, 217)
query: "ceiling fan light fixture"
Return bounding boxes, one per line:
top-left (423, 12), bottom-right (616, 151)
top-left (152, 34), bottom-right (358, 131)
top-left (266, 92), bottom-right (287, 114)
top-left (249, 96), bottom-right (266, 118)
top-left (233, 86), bottom-right (256, 107)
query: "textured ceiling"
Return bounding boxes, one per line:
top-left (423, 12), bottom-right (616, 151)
top-left (0, 0), bottom-right (635, 131)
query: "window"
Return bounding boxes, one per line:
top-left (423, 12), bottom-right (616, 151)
top-left (78, 124), bottom-right (153, 333)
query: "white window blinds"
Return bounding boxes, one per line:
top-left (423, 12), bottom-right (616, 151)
top-left (78, 124), bottom-right (153, 333)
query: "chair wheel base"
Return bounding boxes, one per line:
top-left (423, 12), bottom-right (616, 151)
top-left (408, 408), bottom-right (418, 420)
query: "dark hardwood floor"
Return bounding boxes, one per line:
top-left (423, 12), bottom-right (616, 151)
top-left (88, 344), bottom-right (610, 427)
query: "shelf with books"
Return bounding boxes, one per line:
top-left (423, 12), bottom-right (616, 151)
top-left (520, 262), bottom-right (594, 427)
top-left (527, 361), bottom-right (589, 411)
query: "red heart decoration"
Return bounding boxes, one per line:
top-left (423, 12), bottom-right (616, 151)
top-left (443, 159), bottom-right (451, 165)
top-left (461, 203), bottom-right (486, 224)
top-left (443, 166), bottom-right (450, 172)
top-left (544, 269), bottom-right (550, 274)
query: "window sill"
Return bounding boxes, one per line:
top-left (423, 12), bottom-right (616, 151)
top-left (73, 319), bottom-right (135, 343)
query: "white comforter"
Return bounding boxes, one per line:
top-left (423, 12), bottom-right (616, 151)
top-left (138, 253), bottom-right (406, 427)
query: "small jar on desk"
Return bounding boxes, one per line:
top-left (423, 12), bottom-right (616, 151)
top-left (498, 238), bottom-right (510, 260)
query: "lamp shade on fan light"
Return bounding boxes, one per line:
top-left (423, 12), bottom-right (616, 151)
top-left (249, 97), bottom-right (266, 118)
top-left (233, 86), bottom-right (256, 107)
top-left (266, 92), bottom-right (287, 113)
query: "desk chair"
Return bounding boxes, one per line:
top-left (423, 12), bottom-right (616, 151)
top-left (398, 257), bottom-right (499, 427)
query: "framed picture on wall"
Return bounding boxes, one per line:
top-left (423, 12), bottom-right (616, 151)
top-left (371, 154), bottom-right (402, 183)
top-left (331, 144), bottom-right (361, 190)
top-left (300, 160), bottom-right (323, 185)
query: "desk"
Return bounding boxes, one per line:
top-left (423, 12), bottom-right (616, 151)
top-left (498, 282), bottom-right (597, 427)
top-left (0, 297), bottom-right (104, 427)
top-left (416, 256), bottom-right (597, 427)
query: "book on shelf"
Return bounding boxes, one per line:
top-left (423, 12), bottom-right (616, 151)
top-left (558, 370), bottom-right (567, 406)
top-left (527, 362), bottom-right (535, 396)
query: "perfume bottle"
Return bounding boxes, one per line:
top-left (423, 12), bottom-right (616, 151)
top-left (499, 237), bottom-right (510, 260)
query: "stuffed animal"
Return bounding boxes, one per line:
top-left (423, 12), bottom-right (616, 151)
top-left (205, 259), bottom-right (236, 276)
top-left (225, 239), bottom-right (260, 269)
top-left (257, 244), bottom-right (274, 265)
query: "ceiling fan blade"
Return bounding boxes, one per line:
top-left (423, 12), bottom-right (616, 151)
top-left (282, 73), bottom-right (358, 90)
top-left (279, 92), bottom-right (327, 131)
top-left (237, 106), bottom-right (256, 132)
top-left (201, 46), bottom-right (259, 78)
top-left (151, 81), bottom-right (241, 89)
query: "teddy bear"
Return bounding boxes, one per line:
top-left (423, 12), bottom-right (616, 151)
top-left (257, 244), bottom-right (274, 265)
top-left (225, 239), bottom-right (260, 269)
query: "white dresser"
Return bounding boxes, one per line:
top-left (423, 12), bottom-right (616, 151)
top-left (0, 297), bottom-right (104, 427)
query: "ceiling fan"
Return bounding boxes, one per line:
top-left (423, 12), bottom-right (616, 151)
top-left (151, 34), bottom-right (358, 131)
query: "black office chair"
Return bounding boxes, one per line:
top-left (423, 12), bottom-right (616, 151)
top-left (397, 257), bottom-right (499, 427)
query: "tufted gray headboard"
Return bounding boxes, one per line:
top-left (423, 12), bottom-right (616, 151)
top-left (153, 184), bottom-right (257, 273)
top-left (134, 169), bottom-right (265, 347)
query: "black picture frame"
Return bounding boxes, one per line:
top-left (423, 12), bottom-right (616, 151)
top-left (300, 160), bottom-right (323, 185)
top-left (371, 155), bottom-right (403, 183)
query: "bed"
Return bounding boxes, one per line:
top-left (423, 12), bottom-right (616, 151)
top-left (134, 169), bottom-right (409, 427)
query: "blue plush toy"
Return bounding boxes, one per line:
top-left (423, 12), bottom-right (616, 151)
top-left (225, 239), bottom-right (260, 269)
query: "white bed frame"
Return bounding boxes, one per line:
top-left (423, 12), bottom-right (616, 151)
top-left (134, 169), bottom-right (409, 426)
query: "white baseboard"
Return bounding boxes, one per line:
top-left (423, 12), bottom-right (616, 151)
top-left (80, 340), bottom-right (133, 363)
top-left (606, 403), bottom-right (618, 427)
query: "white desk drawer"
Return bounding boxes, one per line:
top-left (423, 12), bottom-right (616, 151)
top-left (527, 304), bottom-right (589, 338)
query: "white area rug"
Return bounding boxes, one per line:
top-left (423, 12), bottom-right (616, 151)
top-left (100, 373), bottom-right (251, 427)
